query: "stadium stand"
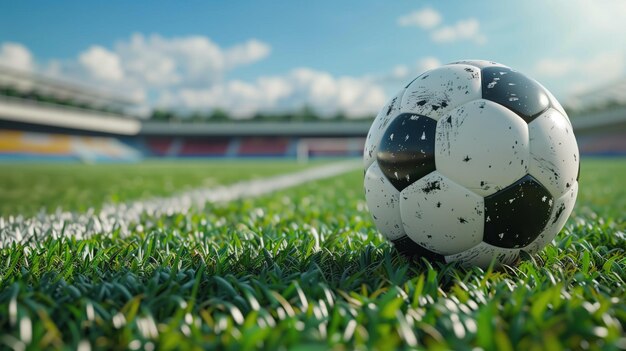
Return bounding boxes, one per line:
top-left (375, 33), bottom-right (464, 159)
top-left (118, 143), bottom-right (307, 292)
top-left (179, 138), bottom-right (231, 157)
top-left (301, 138), bottom-right (365, 157)
top-left (145, 137), bottom-right (175, 157)
top-left (577, 131), bottom-right (626, 156)
top-left (138, 137), bottom-right (365, 159)
top-left (0, 130), bottom-right (141, 162)
top-left (238, 138), bottom-right (290, 157)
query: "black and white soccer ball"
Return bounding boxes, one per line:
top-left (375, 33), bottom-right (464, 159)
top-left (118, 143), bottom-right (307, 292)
top-left (364, 60), bottom-right (579, 268)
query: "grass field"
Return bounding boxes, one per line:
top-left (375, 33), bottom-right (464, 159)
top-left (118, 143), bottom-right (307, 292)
top-left (0, 158), bottom-right (624, 350)
top-left (0, 161), bottom-right (318, 216)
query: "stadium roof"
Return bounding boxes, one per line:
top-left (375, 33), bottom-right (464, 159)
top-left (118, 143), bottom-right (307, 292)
top-left (0, 64), bottom-right (137, 108)
top-left (568, 77), bottom-right (626, 111)
top-left (0, 96), bottom-right (141, 135)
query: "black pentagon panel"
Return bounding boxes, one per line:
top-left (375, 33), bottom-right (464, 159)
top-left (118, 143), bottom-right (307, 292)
top-left (391, 236), bottom-right (445, 262)
top-left (377, 113), bottom-right (437, 191)
top-left (483, 174), bottom-right (553, 249)
top-left (481, 67), bottom-right (550, 123)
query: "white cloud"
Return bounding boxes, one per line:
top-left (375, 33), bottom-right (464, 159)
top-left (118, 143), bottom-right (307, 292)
top-left (398, 7), bottom-right (487, 45)
top-left (114, 34), bottom-right (181, 86)
top-left (566, 0), bottom-right (626, 33)
top-left (160, 68), bottom-right (387, 118)
top-left (534, 51), bottom-right (625, 106)
top-left (431, 19), bottom-right (486, 44)
top-left (378, 57), bottom-right (442, 82)
top-left (32, 33), bottom-right (273, 109)
top-left (417, 57), bottom-right (441, 72)
top-left (3, 36), bottom-right (388, 118)
top-left (224, 39), bottom-right (271, 68)
top-left (397, 8), bottom-right (442, 29)
top-left (79, 46), bottom-right (124, 82)
top-left (535, 52), bottom-right (624, 88)
top-left (535, 58), bottom-right (577, 77)
top-left (579, 52), bottom-right (625, 81)
top-left (35, 34), bottom-right (386, 118)
top-left (0, 42), bottom-right (35, 71)
top-left (391, 65), bottom-right (410, 80)
top-left (111, 33), bottom-right (271, 87)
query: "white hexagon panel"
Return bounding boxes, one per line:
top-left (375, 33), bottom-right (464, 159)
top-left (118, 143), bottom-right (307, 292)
top-left (364, 89), bottom-right (406, 169)
top-left (536, 81), bottom-right (569, 124)
top-left (445, 242), bottom-right (521, 268)
top-left (435, 99), bottom-right (530, 197)
top-left (449, 60), bottom-right (509, 70)
top-left (364, 162), bottom-right (406, 240)
top-left (528, 108), bottom-right (580, 198)
top-left (524, 181), bottom-right (578, 255)
top-left (401, 64), bottom-right (482, 121)
top-left (399, 171), bottom-right (484, 256)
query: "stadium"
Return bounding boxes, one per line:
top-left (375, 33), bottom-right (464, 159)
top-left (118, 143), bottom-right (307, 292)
top-left (1, 2), bottom-right (625, 350)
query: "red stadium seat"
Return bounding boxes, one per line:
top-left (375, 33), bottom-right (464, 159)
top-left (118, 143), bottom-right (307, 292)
top-left (238, 138), bottom-right (289, 156)
top-left (146, 138), bottom-right (174, 156)
top-left (180, 139), bottom-right (230, 156)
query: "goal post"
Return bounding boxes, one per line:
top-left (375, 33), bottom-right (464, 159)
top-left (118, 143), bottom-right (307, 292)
top-left (297, 139), bottom-right (310, 163)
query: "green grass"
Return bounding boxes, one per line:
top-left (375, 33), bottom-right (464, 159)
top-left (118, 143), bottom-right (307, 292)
top-left (0, 158), bottom-right (625, 350)
top-left (0, 160), bottom-right (315, 216)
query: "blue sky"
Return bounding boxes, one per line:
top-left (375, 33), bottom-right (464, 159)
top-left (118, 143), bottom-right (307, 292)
top-left (1, 1), bottom-right (625, 117)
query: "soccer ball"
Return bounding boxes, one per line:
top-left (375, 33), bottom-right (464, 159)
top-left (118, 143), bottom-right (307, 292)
top-left (363, 60), bottom-right (579, 268)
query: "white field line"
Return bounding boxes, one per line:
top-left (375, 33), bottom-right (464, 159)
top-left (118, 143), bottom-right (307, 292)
top-left (0, 161), bottom-right (360, 247)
